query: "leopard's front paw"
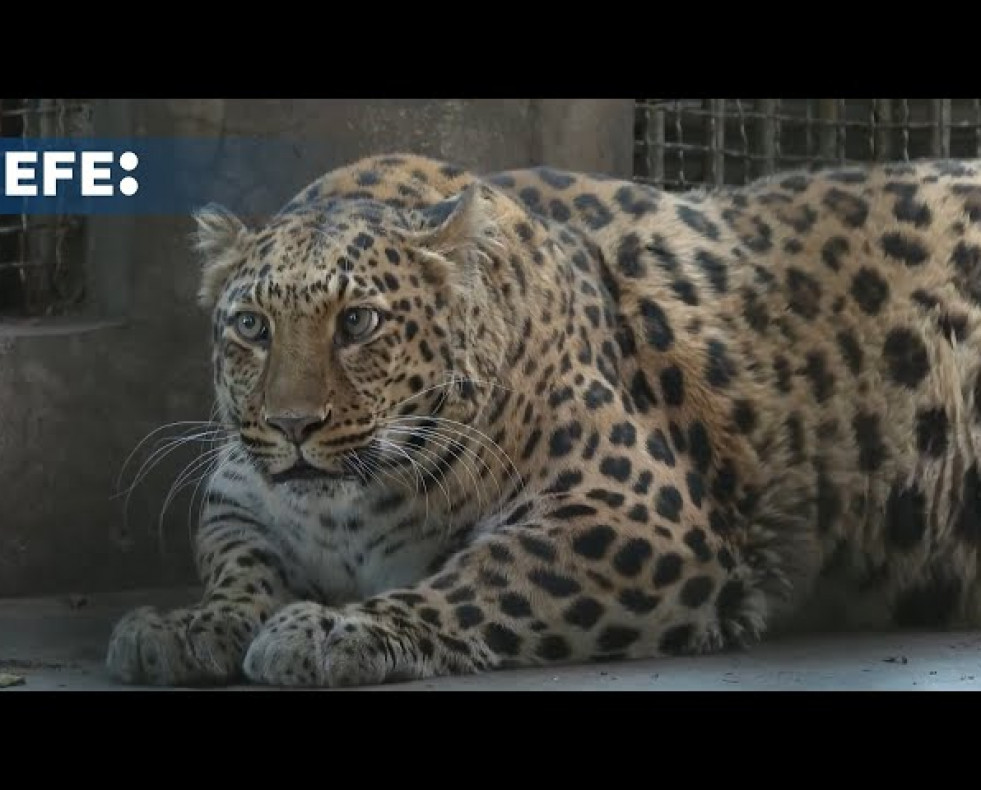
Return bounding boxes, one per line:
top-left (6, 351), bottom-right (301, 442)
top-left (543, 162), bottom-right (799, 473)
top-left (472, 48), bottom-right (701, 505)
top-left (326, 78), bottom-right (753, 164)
top-left (244, 602), bottom-right (416, 688)
top-left (106, 604), bottom-right (257, 687)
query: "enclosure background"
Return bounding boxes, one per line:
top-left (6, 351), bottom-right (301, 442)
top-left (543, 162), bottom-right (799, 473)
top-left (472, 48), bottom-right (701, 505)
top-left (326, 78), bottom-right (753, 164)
top-left (0, 98), bottom-right (970, 599)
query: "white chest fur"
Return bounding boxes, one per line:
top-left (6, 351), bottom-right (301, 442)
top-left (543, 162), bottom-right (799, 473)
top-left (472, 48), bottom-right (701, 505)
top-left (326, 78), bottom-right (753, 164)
top-left (226, 466), bottom-right (447, 604)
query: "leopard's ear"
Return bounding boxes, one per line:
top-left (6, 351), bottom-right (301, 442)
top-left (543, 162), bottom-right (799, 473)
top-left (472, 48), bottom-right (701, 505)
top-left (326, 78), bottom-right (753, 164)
top-left (192, 203), bottom-right (250, 309)
top-left (409, 182), bottom-right (507, 287)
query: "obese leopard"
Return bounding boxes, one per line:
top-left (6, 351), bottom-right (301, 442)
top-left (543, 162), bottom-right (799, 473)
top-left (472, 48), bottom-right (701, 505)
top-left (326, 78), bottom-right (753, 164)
top-left (107, 153), bottom-right (981, 687)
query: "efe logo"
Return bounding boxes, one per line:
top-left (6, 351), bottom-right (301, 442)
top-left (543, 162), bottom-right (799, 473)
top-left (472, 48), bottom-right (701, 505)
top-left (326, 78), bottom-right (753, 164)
top-left (4, 150), bottom-right (139, 197)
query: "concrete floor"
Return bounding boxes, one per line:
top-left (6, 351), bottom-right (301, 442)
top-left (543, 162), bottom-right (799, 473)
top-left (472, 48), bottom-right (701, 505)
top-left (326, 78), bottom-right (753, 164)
top-left (2, 587), bottom-right (981, 691)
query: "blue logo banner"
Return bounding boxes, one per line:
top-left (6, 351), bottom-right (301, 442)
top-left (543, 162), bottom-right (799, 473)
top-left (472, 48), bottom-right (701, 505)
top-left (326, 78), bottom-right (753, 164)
top-left (0, 138), bottom-right (338, 216)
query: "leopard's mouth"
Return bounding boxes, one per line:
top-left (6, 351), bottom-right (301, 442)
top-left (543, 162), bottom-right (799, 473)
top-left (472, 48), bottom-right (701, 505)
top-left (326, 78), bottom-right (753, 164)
top-left (269, 458), bottom-right (358, 484)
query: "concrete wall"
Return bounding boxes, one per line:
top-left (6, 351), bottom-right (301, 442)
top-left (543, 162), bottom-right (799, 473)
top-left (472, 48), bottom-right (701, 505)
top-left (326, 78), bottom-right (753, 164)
top-left (0, 99), bottom-right (634, 599)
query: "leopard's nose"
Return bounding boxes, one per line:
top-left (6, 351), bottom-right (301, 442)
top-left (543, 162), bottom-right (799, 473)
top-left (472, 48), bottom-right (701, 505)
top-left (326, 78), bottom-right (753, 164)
top-left (265, 410), bottom-right (330, 444)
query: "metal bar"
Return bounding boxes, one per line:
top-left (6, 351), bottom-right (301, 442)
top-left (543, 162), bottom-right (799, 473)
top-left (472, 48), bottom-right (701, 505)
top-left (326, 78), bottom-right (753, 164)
top-left (674, 101), bottom-right (687, 187)
top-left (632, 98), bottom-right (981, 193)
top-left (0, 104), bottom-right (88, 118)
top-left (975, 99), bottom-right (981, 157)
top-left (649, 102), bottom-right (665, 187)
top-left (803, 100), bottom-right (814, 160)
top-left (18, 101), bottom-right (29, 305)
top-left (0, 98), bottom-right (92, 318)
top-left (900, 99), bottom-right (911, 160)
top-left (734, 99), bottom-right (750, 185)
top-left (773, 98), bottom-right (783, 169)
top-left (708, 99), bottom-right (726, 187)
top-left (757, 98), bottom-right (777, 177)
top-left (874, 99), bottom-right (892, 160)
top-left (0, 261), bottom-right (45, 270)
top-left (837, 98), bottom-right (847, 162)
top-left (32, 99), bottom-right (57, 282)
top-left (817, 98), bottom-right (838, 164)
top-left (930, 98), bottom-right (952, 158)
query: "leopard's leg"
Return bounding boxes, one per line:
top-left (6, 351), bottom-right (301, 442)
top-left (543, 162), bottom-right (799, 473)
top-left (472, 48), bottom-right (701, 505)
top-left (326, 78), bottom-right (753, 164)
top-left (106, 504), bottom-right (293, 686)
top-left (243, 506), bottom-right (768, 688)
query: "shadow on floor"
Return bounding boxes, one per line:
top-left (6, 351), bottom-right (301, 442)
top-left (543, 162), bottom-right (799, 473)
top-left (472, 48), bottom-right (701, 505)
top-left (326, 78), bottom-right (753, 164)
top-left (2, 587), bottom-right (980, 691)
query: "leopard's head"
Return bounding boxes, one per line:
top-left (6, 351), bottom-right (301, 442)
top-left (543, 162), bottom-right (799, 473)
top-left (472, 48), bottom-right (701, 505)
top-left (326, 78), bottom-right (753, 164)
top-left (193, 183), bottom-right (518, 488)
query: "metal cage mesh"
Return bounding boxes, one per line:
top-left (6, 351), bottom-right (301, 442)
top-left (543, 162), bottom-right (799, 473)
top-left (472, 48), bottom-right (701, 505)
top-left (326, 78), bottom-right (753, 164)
top-left (0, 99), bottom-right (92, 318)
top-left (634, 99), bottom-right (981, 191)
top-left (5, 99), bottom-right (981, 316)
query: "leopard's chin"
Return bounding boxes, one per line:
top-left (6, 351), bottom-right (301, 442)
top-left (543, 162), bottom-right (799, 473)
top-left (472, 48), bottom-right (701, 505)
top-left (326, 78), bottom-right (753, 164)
top-left (267, 458), bottom-right (361, 488)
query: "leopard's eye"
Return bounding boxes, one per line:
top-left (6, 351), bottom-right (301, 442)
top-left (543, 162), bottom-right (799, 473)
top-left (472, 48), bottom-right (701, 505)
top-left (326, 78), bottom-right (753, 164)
top-left (338, 307), bottom-right (380, 343)
top-left (233, 311), bottom-right (270, 344)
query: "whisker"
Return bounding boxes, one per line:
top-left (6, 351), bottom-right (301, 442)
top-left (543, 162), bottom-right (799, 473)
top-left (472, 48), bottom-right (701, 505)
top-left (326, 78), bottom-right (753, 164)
top-left (115, 419), bottom-right (229, 492)
top-left (383, 433), bottom-right (461, 537)
top-left (115, 428), bottom-right (229, 501)
top-left (146, 443), bottom-right (232, 556)
top-left (375, 437), bottom-right (433, 528)
top-left (358, 446), bottom-right (416, 494)
top-left (187, 442), bottom-right (239, 535)
top-left (192, 446), bottom-right (246, 545)
top-left (385, 373), bottom-right (517, 417)
top-left (374, 438), bottom-right (425, 495)
top-left (341, 454), bottom-right (368, 486)
top-left (384, 414), bottom-right (523, 498)
top-left (385, 434), bottom-right (457, 514)
top-left (385, 420), bottom-right (517, 527)
top-left (185, 447), bottom-right (244, 554)
top-left (384, 423), bottom-right (497, 488)
top-left (346, 451), bottom-right (376, 488)
top-left (157, 444), bottom-right (233, 530)
top-left (116, 426), bottom-right (231, 549)
top-left (383, 426), bottom-right (489, 516)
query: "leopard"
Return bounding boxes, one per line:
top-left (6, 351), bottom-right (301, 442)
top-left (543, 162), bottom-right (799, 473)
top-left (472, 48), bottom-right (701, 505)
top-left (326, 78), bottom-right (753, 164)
top-left (106, 151), bottom-right (981, 687)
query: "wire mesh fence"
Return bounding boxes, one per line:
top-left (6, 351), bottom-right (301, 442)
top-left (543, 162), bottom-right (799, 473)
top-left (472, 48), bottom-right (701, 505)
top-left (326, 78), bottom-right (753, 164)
top-left (634, 99), bottom-right (981, 191)
top-left (5, 99), bottom-right (981, 317)
top-left (0, 99), bottom-right (92, 318)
